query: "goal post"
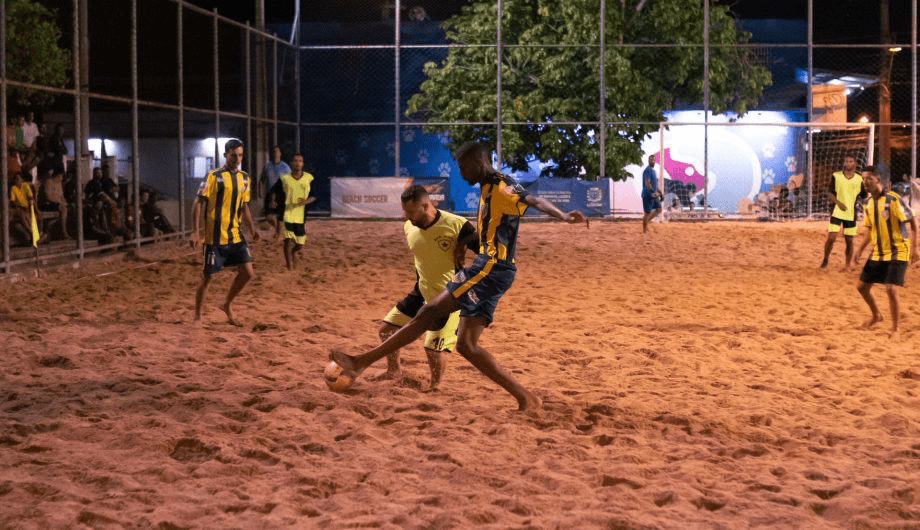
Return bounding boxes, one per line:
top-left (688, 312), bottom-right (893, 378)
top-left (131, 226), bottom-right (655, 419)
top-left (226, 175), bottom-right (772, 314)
top-left (649, 121), bottom-right (875, 220)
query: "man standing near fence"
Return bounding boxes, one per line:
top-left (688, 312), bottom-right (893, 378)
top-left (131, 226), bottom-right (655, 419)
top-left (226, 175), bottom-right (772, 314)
top-left (190, 138), bottom-right (260, 325)
top-left (642, 154), bottom-right (662, 233)
top-left (820, 154), bottom-right (864, 270)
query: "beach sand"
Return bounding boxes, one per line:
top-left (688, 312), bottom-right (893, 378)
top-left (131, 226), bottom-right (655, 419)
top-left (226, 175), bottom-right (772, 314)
top-left (1, 219), bottom-right (918, 529)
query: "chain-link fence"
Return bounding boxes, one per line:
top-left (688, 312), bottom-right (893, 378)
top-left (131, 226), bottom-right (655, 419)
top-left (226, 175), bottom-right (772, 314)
top-left (2, 0), bottom-right (918, 273)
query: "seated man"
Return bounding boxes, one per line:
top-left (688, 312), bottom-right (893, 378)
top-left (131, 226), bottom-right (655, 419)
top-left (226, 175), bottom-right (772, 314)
top-left (9, 170), bottom-right (45, 245)
top-left (38, 169), bottom-right (71, 240)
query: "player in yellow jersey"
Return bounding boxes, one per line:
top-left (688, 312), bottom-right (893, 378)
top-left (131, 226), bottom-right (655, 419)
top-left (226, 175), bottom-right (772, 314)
top-left (190, 139), bottom-right (260, 324)
top-left (854, 167), bottom-right (918, 336)
top-left (332, 142), bottom-right (586, 411)
top-left (377, 184), bottom-right (478, 390)
top-left (281, 153), bottom-right (316, 270)
top-left (821, 154), bottom-right (864, 270)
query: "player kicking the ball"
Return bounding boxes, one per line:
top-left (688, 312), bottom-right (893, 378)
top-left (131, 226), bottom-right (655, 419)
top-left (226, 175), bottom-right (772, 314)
top-left (331, 141), bottom-right (586, 411)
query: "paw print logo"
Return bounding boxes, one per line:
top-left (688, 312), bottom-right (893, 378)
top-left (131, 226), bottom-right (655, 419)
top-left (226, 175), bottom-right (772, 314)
top-left (465, 192), bottom-right (479, 209)
top-left (386, 142), bottom-right (395, 158)
top-left (417, 149), bottom-right (429, 165)
top-left (785, 156), bottom-right (797, 173)
top-left (438, 162), bottom-right (451, 178)
top-left (762, 168), bottom-right (775, 185)
top-left (368, 159), bottom-right (380, 175)
top-left (358, 134), bottom-right (369, 149)
top-left (402, 129), bottom-right (416, 143)
top-left (761, 143), bottom-right (776, 159)
top-left (436, 132), bottom-right (450, 145)
top-left (398, 167), bottom-right (409, 177)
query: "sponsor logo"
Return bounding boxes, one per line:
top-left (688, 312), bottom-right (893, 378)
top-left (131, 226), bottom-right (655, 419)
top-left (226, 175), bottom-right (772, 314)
top-left (467, 290), bottom-right (479, 304)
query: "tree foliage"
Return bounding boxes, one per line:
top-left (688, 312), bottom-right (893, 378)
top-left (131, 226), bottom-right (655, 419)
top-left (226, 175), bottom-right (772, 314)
top-left (406, 0), bottom-right (772, 179)
top-left (5, 0), bottom-right (71, 107)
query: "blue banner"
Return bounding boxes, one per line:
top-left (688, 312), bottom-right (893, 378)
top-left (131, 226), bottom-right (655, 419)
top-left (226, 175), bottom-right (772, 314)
top-left (524, 178), bottom-right (611, 217)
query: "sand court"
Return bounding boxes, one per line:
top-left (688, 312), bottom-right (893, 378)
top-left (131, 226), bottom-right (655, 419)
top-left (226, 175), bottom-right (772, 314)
top-left (1, 219), bottom-right (918, 528)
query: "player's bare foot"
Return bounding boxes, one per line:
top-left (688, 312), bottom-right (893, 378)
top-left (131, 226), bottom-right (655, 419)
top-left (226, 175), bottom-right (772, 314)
top-left (887, 328), bottom-right (900, 340)
top-left (426, 350), bottom-right (444, 392)
top-left (517, 391), bottom-right (543, 412)
top-left (330, 351), bottom-right (361, 379)
top-left (861, 315), bottom-right (883, 329)
top-left (219, 303), bottom-right (240, 326)
top-left (370, 369), bottom-right (401, 382)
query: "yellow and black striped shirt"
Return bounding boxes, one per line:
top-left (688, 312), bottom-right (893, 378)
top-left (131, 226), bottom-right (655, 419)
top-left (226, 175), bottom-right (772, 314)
top-left (477, 174), bottom-right (529, 264)
top-left (863, 191), bottom-right (914, 262)
top-left (198, 166), bottom-right (252, 245)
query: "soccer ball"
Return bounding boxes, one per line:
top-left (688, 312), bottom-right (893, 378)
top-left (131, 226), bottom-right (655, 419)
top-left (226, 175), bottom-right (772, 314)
top-left (323, 361), bottom-right (354, 392)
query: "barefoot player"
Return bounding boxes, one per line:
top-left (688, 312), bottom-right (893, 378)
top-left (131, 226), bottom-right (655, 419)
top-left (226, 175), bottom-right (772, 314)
top-left (377, 184), bottom-right (478, 390)
top-left (332, 141), bottom-right (586, 411)
top-left (854, 167), bottom-right (918, 336)
top-left (190, 139), bottom-right (260, 324)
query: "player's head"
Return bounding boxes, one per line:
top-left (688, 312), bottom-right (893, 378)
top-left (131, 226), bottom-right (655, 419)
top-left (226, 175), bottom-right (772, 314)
top-left (843, 154), bottom-right (857, 172)
top-left (224, 138), bottom-right (244, 170)
top-left (648, 154), bottom-right (656, 166)
top-left (455, 141), bottom-right (495, 185)
top-left (862, 166), bottom-right (882, 195)
top-left (291, 153), bottom-right (304, 172)
top-left (401, 184), bottom-right (435, 228)
top-left (271, 145), bottom-right (282, 162)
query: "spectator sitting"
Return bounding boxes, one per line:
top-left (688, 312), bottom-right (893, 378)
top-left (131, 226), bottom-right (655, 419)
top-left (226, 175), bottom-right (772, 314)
top-left (83, 195), bottom-right (115, 245)
top-left (9, 170), bottom-right (46, 245)
top-left (141, 190), bottom-right (175, 237)
top-left (38, 168), bottom-right (72, 240)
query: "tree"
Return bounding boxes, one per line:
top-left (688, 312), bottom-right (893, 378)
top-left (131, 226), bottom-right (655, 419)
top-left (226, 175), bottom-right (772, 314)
top-left (406, 0), bottom-right (772, 179)
top-left (5, 0), bottom-right (71, 107)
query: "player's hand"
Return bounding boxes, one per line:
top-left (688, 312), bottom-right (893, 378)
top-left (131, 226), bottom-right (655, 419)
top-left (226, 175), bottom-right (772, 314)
top-left (838, 204), bottom-right (847, 212)
top-left (911, 252), bottom-right (919, 265)
top-left (188, 231), bottom-right (201, 248)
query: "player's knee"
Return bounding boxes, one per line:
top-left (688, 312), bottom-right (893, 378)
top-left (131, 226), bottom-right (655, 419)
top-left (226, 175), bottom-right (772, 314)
top-left (885, 284), bottom-right (898, 296)
top-left (416, 304), bottom-right (446, 330)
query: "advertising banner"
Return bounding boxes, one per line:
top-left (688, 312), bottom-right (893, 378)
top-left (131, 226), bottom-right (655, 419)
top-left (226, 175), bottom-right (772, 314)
top-left (330, 177), bottom-right (450, 218)
top-left (524, 178), bottom-right (611, 217)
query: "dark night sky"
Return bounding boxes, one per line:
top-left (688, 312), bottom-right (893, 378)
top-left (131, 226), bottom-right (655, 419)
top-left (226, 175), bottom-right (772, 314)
top-left (181, 0), bottom-right (916, 44)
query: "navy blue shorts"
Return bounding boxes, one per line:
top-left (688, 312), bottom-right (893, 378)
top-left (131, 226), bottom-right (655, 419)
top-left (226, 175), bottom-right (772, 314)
top-left (642, 193), bottom-right (662, 213)
top-left (859, 260), bottom-right (907, 286)
top-left (203, 242), bottom-right (252, 276)
top-left (446, 258), bottom-right (515, 326)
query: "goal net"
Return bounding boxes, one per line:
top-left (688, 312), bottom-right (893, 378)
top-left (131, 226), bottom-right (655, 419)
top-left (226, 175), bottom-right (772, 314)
top-left (649, 121), bottom-right (874, 221)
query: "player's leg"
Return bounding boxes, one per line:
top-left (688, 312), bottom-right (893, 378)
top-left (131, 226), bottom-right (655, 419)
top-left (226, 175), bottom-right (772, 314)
top-left (331, 290), bottom-right (460, 377)
top-left (194, 273), bottom-right (212, 321)
top-left (283, 238), bottom-right (294, 270)
top-left (842, 228), bottom-right (857, 270)
top-left (885, 284), bottom-right (900, 333)
top-left (857, 280), bottom-right (881, 328)
top-left (422, 310), bottom-right (458, 391)
top-left (455, 316), bottom-right (541, 411)
top-left (821, 227), bottom-right (839, 268)
top-left (377, 321), bottom-right (403, 378)
top-left (220, 245), bottom-right (254, 324)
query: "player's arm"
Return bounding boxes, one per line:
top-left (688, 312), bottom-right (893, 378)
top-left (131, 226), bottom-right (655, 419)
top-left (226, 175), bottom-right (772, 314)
top-left (908, 216), bottom-right (919, 265)
top-left (454, 221), bottom-right (478, 268)
top-left (827, 177), bottom-right (844, 211)
top-left (521, 194), bottom-right (586, 225)
top-left (241, 202), bottom-right (260, 241)
top-left (190, 196), bottom-right (205, 247)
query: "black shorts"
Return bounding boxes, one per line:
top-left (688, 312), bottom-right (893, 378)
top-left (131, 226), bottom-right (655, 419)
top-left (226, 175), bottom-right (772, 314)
top-left (829, 216), bottom-right (857, 229)
top-left (394, 282), bottom-right (448, 330)
top-left (263, 193), bottom-right (285, 217)
top-left (859, 260), bottom-right (907, 286)
top-left (203, 242), bottom-right (252, 276)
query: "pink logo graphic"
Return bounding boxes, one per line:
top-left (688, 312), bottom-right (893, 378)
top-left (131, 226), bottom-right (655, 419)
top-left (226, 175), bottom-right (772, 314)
top-left (656, 148), bottom-right (705, 190)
